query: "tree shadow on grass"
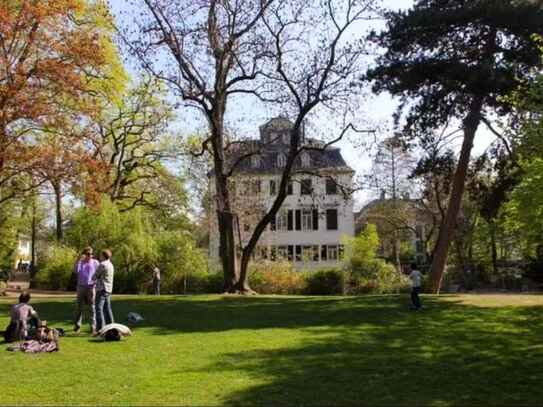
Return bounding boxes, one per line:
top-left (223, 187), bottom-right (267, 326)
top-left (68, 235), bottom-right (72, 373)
top-left (1, 295), bottom-right (417, 335)
top-left (1, 295), bottom-right (542, 406)
top-left (173, 296), bottom-right (542, 407)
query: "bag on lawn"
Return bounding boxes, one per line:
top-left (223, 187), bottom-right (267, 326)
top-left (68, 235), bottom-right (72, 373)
top-left (127, 312), bottom-right (144, 324)
top-left (99, 323), bottom-right (132, 342)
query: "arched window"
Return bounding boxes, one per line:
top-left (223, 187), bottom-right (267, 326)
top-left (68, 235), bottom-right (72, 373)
top-left (301, 153), bottom-right (310, 167)
top-left (277, 153), bottom-right (286, 168)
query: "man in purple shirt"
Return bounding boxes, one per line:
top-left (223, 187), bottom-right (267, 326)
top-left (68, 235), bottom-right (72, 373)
top-left (73, 247), bottom-right (99, 334)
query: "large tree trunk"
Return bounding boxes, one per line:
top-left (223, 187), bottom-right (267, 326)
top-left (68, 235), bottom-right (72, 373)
top-left (30, 196), bottom-right (37, 277)
top-left (489, 220), bottom-right (498, 274)
top-left (428, 97), bottom-right (484, 293)
top-left (235, 127), bottom-right (300, 293)
top-left (217, 209), bottom-right (238, 292)
top-left (209, 96), bottom-right (239, 292)
top-left (52, 180), bottom-right (63, 241)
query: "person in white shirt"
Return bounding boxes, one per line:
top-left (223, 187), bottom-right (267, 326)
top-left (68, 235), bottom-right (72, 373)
top-left (408, 263), bottom-right (423, 310)
top-left (93, 249), bottom-right (115, 332)
top-left (152, 265), bottom-right (161, 296)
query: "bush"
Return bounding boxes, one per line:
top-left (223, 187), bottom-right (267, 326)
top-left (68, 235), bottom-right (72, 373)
top-left (305, 268), bottom-right (344, 295)
top-left (34, 244), bottom-right (77, 291)
top-left (65, 200), bottom-right (208, 294)
top-left (165, 271), bottom-right (223, 294)
top-left (346, 259), bottom-right (410, 295)
top-left (249, 261), bottom-right (306, 295)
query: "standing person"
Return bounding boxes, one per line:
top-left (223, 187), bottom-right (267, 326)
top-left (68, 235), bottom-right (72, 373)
top-left (94, 249), bottom-right (115, 332)
top-left (73, 247), bottom-right (99, 334)
top-left (409, 263), bottom-right (423, 310)
top-left (152, 265), bottom-right (161, 296)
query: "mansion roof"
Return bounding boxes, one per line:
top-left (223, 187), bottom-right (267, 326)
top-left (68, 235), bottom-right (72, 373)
top-left (212, 117), bottom-right (354, 176)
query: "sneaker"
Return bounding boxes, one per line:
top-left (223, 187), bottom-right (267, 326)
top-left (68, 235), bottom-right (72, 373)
top-left (91, 329), bottom-right (98, 336)
top-left (74, 325), bottom-right (81, 334)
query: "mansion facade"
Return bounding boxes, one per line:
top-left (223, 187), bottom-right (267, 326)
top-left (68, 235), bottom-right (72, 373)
top-left (208, 117), bottom-right (355, 270)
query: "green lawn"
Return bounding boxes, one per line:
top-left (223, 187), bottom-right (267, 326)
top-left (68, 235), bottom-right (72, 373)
top-left (1, 294), bottom-right (542, 406)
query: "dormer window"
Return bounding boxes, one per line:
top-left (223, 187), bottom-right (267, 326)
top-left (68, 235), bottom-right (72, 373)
top-left (301, 153), bottom-right (310, 167)
top-left (251, 154), bottom-right (261, 168)
top-left (277, 153), bottom-right (286, 168)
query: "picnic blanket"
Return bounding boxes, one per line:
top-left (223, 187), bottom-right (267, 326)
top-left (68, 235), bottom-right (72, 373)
top-left (7, 339), bottom-right (58, 353)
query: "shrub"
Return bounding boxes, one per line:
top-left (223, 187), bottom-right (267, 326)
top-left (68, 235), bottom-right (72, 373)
top-left (346, 259), bottom-right (410, 295)
top-left (249, 261), bottom-right (306, 295)
top-left (165, 271), bottom-right (223, 294)
top-left (34, 244), bottom-right (77, 291)
top-left (305, 268), bottom-right (344, 295)
top-left (65, 200), bottom-right (207, 294)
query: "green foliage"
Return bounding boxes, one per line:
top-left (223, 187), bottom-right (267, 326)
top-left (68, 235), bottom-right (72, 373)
top-left (346, 260), bottom-right (410, 295)
top-left (367, 0), bottom-right (543, 139)
top-left (505, 158), bottom-right (543, 252)
top-left (343, 224), bottom-right (380, 276)
top-left (342, 224), bottom-right (410, 293)
top-left (249, 261), bottom-right (306, 295)
top-left (61, 197), bottom-right (207, 294)
top-left (305, 268), bottom-right (344, 295)
top-left (34, 244), bottom-right (77, 291)
top-left (164, 272), bottom-right (223, 295)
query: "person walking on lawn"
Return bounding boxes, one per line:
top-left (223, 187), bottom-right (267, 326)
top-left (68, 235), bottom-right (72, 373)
top-left (73, 247), bottom-right (99, 334)
top-left (152, 265), bottom-right (161, 296)
top-left (94, 249), bottom-right (115, 332)
top-left (409, 263), bottom-right (423, 310)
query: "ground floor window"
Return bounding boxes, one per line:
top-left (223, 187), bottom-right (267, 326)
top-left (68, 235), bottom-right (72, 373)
top-left (260, 244), bottom-right (344, 263)
top-left (327, 245), bottom-right (338, 261)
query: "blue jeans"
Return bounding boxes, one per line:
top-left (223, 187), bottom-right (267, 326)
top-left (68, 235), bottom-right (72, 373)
top-left (153, 279), bottom-right (161, 295)
top-left (411, 286), bottom-right (422, 309)
top-left (95, 290), bottom-right (114, 331)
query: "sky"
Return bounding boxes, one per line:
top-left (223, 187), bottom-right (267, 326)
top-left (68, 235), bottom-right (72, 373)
top-left (109, 0), bottom-right (497, 210)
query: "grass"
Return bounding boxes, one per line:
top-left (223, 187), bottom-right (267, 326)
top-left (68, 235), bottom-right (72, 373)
top-left (1, 293), bottom-right (542, 406)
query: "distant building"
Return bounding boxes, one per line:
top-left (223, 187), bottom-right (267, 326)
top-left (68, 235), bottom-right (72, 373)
top-left (14, 235), bottom-right (31, 270)
top-left (208, 117), bottom-right (355, 270)
top-left (355, 194), bottom-right (435, 265)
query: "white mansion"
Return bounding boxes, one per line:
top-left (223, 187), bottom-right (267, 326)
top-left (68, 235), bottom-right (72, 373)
top-left (208, 117), bottom-right (355, 270)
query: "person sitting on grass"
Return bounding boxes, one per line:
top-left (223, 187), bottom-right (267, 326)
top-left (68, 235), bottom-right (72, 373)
top-left (4, 291), bottom-right (40, 343)
top-left (408, 263), bottom-right (423, 310)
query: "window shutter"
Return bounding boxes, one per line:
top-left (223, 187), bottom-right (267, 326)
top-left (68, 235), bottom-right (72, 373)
top-left (321, 245), bottom-right (327, 261)
top-left (287, 210), bottom-right (293, 231)
top-left (312, 209), bottom-right (319, 231)
top-left (270, 180), bottom-right (276, 196)
top-left (326, 209), bottom-right (338, 230)
top-left (295, 210), bottom-right (301, 231)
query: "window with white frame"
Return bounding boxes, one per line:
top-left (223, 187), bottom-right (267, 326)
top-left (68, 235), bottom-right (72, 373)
top-left (251, 154), bottom-right (261, 168)
top-left (325, 178), bottom-right (338, 195)
top-left (276, 211), bottom-right (288, 231)
top-left (301, 209), bottom-right (313, 231)
top-left (301, 153), bottom-right (310, 167)
top-left (302, 246), bottom-right (313, 262)
top-left (327, 245), bottom-right (338, 261)
top-left (277, 153), bottom-right (286, 168)
top-left (301, 178), bottom-right (312, 195)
